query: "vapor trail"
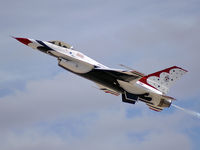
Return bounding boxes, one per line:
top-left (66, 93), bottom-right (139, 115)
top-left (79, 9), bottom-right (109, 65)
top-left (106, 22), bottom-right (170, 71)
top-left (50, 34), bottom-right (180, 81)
top-left (172, 104), bottom-right (200, 119)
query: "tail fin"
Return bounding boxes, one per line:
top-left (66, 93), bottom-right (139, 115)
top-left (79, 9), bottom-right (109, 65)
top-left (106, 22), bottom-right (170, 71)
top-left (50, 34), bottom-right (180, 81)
top-left (139, 66), bottom-right (187, 94)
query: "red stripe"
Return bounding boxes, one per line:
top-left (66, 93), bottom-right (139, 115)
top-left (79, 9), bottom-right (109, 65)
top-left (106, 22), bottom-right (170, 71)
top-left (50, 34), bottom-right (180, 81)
top-left (104, 90), bottom-right (119, 96)
top-left (139, 66), bottom-right (187, 92)
top-left (14, 37), bottom-right (32, 45)
top-left (149, 107), bottom-right (161, 112)
top-left (147, 104), bottom-right (163, 111)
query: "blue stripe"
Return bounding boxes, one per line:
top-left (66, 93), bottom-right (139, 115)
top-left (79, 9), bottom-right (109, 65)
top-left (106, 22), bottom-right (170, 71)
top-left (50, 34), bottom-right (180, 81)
top-left (36, 40), bottom-right (53, 50)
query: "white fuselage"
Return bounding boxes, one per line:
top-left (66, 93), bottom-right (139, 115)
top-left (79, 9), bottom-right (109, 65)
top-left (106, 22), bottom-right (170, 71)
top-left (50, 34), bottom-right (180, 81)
top-left (16, 37), bottom-right (186, 111)
top-left (26, 39), bottom-right (161, 96)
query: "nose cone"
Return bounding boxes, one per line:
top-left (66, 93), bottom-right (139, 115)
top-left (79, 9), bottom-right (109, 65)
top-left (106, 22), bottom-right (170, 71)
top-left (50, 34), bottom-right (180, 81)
top-left (13, 37), bottom-right (32, 45)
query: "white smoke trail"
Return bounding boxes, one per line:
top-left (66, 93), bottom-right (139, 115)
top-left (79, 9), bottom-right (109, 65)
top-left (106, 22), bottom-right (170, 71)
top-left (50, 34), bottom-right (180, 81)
top-left (172, 104), bottom-right (200, 119)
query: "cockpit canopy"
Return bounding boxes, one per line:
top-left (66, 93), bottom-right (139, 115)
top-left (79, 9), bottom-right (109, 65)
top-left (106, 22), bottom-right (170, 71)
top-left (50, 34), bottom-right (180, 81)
top-left (48, 40), bottom-right (72, 49)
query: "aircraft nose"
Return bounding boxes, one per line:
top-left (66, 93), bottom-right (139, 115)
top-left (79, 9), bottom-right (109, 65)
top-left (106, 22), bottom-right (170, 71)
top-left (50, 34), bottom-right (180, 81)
top-left (13, 37), bottom-right (32, 45)
top-left (13, 36), bottom-right (54, 54)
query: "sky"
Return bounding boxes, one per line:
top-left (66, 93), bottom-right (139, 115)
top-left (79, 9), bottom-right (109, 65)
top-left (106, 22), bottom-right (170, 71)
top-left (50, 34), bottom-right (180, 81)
top-left (0, 0), bottom-right (200, 149)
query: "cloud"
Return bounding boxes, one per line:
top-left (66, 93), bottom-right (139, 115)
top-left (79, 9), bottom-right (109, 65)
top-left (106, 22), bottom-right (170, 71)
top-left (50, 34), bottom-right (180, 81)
top-left (0, 108), bottom-right (194, 150)
top-left (0, 72), bottom-right (118, 131)
top-left (0, 0), bottom-right (200, 149)
top-left (1, 0), bottom-right (200, 98)
top-left (0, 72), bottom-right (199, 150)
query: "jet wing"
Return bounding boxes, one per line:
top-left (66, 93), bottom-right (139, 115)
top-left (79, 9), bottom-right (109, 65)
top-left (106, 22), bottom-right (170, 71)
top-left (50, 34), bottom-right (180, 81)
top-left (94, 68), bottom-right (142, 82)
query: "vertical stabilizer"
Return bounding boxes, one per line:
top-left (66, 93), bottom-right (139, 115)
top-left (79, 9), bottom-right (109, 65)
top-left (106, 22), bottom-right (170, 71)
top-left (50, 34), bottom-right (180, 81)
top-left (139, 66), bottom-right (187, 94)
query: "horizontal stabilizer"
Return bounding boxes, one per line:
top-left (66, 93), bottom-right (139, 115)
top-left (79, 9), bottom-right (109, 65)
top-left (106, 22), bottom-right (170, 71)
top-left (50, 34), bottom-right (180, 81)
top-left (96, 83), bottom-right (120, 96)
top-left (146, 103), bottom-right (163, 112)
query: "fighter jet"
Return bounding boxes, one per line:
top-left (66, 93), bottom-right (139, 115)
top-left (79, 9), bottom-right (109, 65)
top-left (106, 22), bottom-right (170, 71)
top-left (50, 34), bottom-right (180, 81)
top-left (14, 37), bottom-right (187, 112)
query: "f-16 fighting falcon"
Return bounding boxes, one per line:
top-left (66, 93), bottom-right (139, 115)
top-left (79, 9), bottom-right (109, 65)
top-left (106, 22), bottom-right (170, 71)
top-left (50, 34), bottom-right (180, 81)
top-left (14, 37), bottom-right (187, 112)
